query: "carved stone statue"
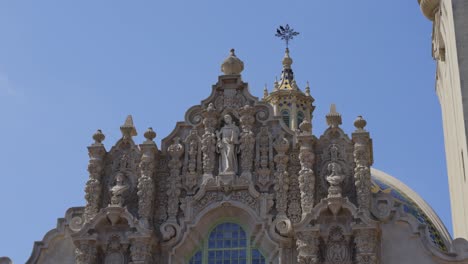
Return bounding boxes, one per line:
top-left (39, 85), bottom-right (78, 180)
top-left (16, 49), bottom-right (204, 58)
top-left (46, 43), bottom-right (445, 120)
top-left (216, 114), bottom-right (240, 175)
top-left (110, 172), bottom-right (129, 207)
top-left (326, 162), bottom-right (345, 198)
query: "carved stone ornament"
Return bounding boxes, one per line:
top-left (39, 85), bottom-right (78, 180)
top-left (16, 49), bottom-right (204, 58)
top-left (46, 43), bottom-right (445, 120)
top-left (325, 226), bottom-right (351, 264)
top-left (84, 136), bottom-right (106, 223)
top-left (137, 136), bottom-right (157, 227)
top-left (354, 229), bottom-right (378, 264)
top-left (130, 239), bottom-right (151, 264)
top-left (216, 114), bottom-right (240, 176)
top-left (183, 129), bottom-right (202, 193)
top-left (298, 132), bottom-right (315, 217)
top-left (110, 172), bottom-right (130, 207)
top-left (256, 126), bottom-right (274, 191)
top-left (353, 133), bottom-right (372, 211)
top-left (239, 104), bottom-right (256, 180)
top-left (296, 231), bottom-right (320, 264)
top-left (166, 137), bottom-right (184, 222)
top-left (75, 241), bottom-right (97, 264)
top-left (201, 103), bottom-right (218, 183)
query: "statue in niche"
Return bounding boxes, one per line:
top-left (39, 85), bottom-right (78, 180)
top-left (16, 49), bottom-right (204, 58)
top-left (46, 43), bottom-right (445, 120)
top-left (326, 162), bottom-right (345, 198)
top-left (216, 114), bottom-right (240, 175)
top-left (110, 172), bottom-right (129, 206)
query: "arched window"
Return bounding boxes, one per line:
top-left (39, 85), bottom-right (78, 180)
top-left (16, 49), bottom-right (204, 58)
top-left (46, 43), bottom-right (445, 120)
top-left (188, 222), bottom-right (266, 264)
top-left (281, 110), bottom-right (290, 128)
top-left (297, 111), bottom-right (304, 126)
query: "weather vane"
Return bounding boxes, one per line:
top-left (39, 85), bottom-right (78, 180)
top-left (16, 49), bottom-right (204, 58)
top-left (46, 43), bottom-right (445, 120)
top-left (275, 24), bottom-right (300, 48)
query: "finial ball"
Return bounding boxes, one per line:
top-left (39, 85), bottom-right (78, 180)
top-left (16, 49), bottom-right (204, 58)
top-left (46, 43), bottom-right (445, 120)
top-left (92, 129), bottom-right (105, 144)
top-left (221, 48), bottom-right (244, 75)
top-left (144, 127), bottom-right (156, 141)
top-left (354, 116), bottom-right (367, 130)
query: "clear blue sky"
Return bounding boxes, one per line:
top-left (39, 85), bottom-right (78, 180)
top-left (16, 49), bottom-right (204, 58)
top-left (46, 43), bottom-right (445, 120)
top-left (0, 1), bottom-right (446, 262)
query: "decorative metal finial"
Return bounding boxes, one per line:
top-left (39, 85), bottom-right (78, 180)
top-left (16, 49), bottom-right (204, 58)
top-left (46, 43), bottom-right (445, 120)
top-left (275, 24), bottom-right (300, 48)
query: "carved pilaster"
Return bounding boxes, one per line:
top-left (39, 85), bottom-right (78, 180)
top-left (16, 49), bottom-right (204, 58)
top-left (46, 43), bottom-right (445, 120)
top-left (239, 105), bottom-right (256, 180)
top-left (201, 103), bottom-right (218, 182)
top-left (256, 126), bottom-right (274, 191)
top-left (129, 238), bottom-right (151, 264)
top-left (297, 121), bottom-right (315, 217)
top-left (352, 116), bottom-right (373, 211)
top-left (138, 128), bottom-right (158, 228)
top-left (75, 240), bottom-right (97, 264)
top-left (183, 129), bottom-right (202, 193)
top-left (354, 229), bottom-right (378, 264)
top-left (166, 137), bottom-right (184, 222)
top-left (273, 132), bottom-right (290, 217)
top-left (296, 231), bottom-right (320, 264)
top-left (84, 130), bottom-right (106, 223)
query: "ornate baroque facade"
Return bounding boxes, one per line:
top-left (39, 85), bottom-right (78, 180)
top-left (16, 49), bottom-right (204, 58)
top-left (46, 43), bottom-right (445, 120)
top-left (16, 48), bottom-right (468, 264)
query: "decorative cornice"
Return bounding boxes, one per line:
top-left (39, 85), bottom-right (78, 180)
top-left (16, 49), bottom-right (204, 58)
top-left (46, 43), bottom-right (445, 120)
top-left (418, 0), bottom-right (441, 21)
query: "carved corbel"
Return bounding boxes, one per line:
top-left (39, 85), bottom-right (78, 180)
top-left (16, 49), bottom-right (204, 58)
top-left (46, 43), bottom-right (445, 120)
top-left (84, 129), bottom-right (106, 223)
top-left (137, 128), bottom-right (158, 228)
top-left (239, 104), bottom-right (256, 181)
top-left (352, 116), bottom-right (373, 211)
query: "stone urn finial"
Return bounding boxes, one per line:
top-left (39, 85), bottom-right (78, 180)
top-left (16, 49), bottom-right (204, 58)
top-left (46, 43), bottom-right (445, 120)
top-left (92, 129), bottom-right (105, 145)
top-left (221, 49), bottom-right (244, 75)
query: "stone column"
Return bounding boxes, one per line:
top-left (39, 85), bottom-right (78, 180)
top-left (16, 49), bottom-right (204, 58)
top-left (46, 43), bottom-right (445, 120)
top-left (290, 97), bottom-right (298, 130)
top-left (297, 120), bottom-right (315, 218)
top-left (84, 130), bottom-right (106, 223)
top-left (239, 105), bottom-right (256, 181)
top-left (201, 103), bottom-right (218, 183)
top-left (138, 128), bottom-right (158, 228)
top-left (166, 137), bottom-right (184, 223)
top-left (352, 116), bottom-right (373, 211)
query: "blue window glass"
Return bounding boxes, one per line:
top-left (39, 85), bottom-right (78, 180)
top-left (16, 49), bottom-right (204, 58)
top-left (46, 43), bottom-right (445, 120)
top-left (187, 222), bottom-right (266, 264)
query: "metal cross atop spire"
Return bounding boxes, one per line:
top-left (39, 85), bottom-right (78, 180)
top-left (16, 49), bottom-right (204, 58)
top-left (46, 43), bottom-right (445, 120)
top-left (275, 24), bottom-right (299, 48)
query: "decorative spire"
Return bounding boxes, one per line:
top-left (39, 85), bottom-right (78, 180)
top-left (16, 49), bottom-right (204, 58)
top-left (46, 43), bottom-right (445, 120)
top-left (221, 48), bottom-right (244, 75)
top-left (120, 115), bottom-right (137, 139)
top-left (326, 104), bottom-right (342, 128)
top-left (305, 81), bottom-right (311, 96)
top-left (275, 24), bottom-right (300, 49)
top-left (263, 84), bottom-right (269, 99)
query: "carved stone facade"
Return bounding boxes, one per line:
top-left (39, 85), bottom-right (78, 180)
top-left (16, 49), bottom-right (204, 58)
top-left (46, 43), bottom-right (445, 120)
top-left (22, 48), bottom-right (468, 264)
